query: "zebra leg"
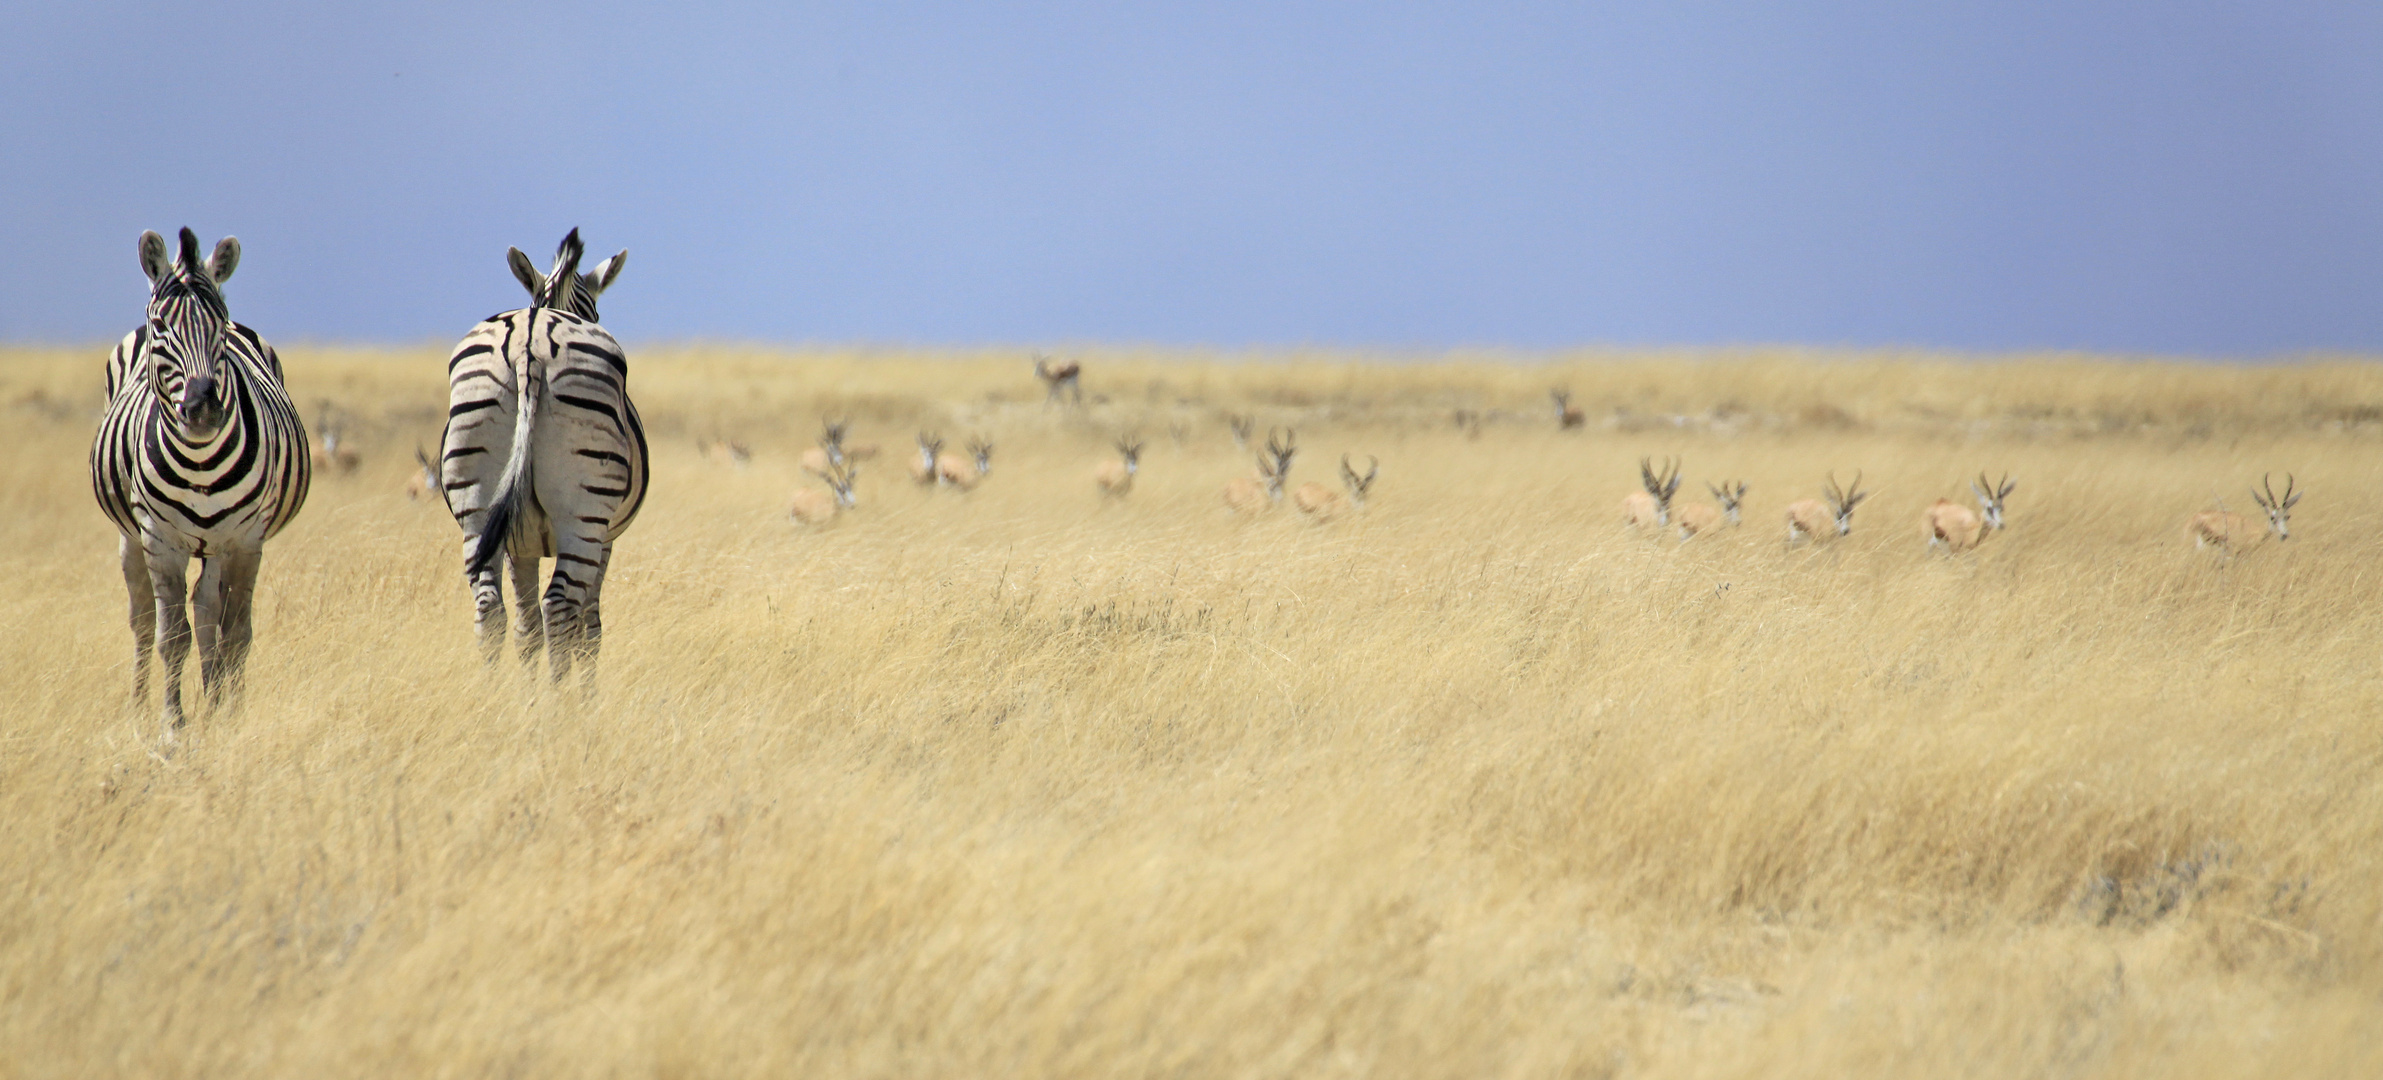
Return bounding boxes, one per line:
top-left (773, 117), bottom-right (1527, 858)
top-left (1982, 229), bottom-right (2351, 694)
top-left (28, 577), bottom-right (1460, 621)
top-left (144, 543), bottom-right (194, 736)
top-left (118, 533), bottom-right (156, 709)
top-left (467, 536), bottom-right (506, 664)
top-left (574, 542), bottom-right (613, 692)
top-left (191, 555), bottom-right (230, 713)
top-left (214, 548), bottom-right (262, 711)
top-left (542, 541), bottom-right (604, 684)
top-left (509, 554), bottom-right (546, 667)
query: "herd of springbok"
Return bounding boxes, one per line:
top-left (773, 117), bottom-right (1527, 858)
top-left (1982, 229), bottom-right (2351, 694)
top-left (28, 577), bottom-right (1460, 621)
top-left (1618, 454), bottom-right (2299, 552)
top-left (385, 360), bottom-right (2301, 551)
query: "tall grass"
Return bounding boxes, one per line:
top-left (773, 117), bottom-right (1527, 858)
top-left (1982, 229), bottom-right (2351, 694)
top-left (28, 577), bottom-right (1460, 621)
top-left (3, 345), bottom-right (2380, 1077)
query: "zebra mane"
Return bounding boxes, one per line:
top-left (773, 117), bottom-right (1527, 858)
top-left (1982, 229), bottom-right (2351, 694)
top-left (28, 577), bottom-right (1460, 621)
top-left (153, 228), bottom-right (229, 320)
top-left (535, 229), bottom-right (585, 312)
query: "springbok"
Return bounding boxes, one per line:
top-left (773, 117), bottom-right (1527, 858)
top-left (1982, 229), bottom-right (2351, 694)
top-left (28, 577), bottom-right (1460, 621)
top-left (1223, 428), bottom-right (1296, 514)
top-left (697, 436), bottom-right (751, 467)
top-left (1551, 389), bottom-right (1584, 429)
top-left (798, 419), bottom-right (848, 477)
top-left (910, 432), bottom-right (943, 486)
top-left (936, 437), bottom-right (990, 490)
top-left (312, 420), bottom-right (360, 476)
top-left (1925, 473), bottom-right (2016, 552)
top-left (1095, 436), bottom-right (1142, 499)
top-left (1035, 353), bottom-right (1082, 405)
top-left (788, 462), bottom-right (858, 526)
top-left (1622, 457), bottom-right (1681, 531)
top-left (2188, 473), bottom-right (2300, 550)
top-left (1298, 453), bottom-right (1379, 521)
top-left (1227, 413), bottom-right (1255, 450)
top-left (406, 444), bottom-right (439, 501)
top-left (1785, 471), bottom-right (1868, 545)
top-left (1675, 480), bottom-right (1746, 541)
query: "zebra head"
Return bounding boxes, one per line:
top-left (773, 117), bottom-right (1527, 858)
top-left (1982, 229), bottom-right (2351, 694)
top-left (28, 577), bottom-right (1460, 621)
top-left (137, 227), bottom-right (240, 441)
top-left (506, 228), bottom-right (627, 322)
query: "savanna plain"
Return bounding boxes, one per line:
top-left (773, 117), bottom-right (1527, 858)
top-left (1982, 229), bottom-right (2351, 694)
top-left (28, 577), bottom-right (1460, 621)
top-left (4, 345), bottom-right (2382, 1078)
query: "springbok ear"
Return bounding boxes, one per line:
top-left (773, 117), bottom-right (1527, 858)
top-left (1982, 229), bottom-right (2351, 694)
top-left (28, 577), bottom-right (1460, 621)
top-left (508, 247), bottom-right (543, 297)
top-left (207, 237), bottom-right (240, 283)
top-left (581, 250), bottom-right (626, 296)
top-left (139, 231), bottom-right (172, 284)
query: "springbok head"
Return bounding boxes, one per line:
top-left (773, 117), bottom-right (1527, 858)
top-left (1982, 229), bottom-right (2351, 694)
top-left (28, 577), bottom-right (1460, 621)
top-left (967, 437), bottom-right (994, 477)
top-left (915, 432), bottom-right (943, 474)
top-left (1972, 473), bottom-right (2016, 532)
top-left (137, 228), bottom-right (241, 442)
top-left (1341, 454), bottom-right (1379, 509)
top-left (1640, 456), bottom-right (1683, 522)
top-left (2251, 473), bottom-right (2301, 540)
top-left (1260, 428), bottom-right (1298, 499)
top-left (1709, 480), bottom-right (1747, 525)
top-left (818, 419), bottom-right (849, 465)
top-left (1824, 471), bottom-right (1869, 535)
top-left (1116, 436), bottom-right (1143, 475)
top-left (507, 228), bottom-right (626, 322)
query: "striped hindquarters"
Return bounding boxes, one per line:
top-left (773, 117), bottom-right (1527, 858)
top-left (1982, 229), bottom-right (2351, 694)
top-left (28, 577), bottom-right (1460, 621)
top-left (441, 307), bottom-right (647, 560)
top-left (91, 322), bottom-right (311, 550)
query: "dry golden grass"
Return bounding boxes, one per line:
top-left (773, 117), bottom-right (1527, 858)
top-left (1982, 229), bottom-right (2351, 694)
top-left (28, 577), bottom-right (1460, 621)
top-left (4, 343), bottom-right (2382, 1078)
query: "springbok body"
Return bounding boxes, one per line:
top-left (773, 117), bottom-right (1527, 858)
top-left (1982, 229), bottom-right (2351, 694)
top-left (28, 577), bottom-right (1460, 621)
top-left (1785, 472), bottom-right (1868, 545)
top-left (1223, 429), bottom-right (1296, 514)
top-left (789, 462), bottom-right (858, 525)
top-left (92, 228), bottom-right (312, 734)
top-left (2188, 474), bottom-right (2299, 550)
top-left (1095, 437), bottom-right (1142, 499)
top-left (439, 229), bottom-right (647, 683)
top-left (1622, 457), bottom-right (1681, 531)
top-left (1925, 474), bottom-right (2015, 552)
top-left (1676, 481), bottom-right (1746, 541)
top-left (1291, 481), bottom-right (1340, 521)
top-left (1035, 354), bottom-right (1082, 405)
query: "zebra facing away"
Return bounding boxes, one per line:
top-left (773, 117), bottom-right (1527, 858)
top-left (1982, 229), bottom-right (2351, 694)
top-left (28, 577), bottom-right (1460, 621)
top-left (91, 228), bottom-right (311, 737)
top-left (440, 229), bottom-right (647, 683)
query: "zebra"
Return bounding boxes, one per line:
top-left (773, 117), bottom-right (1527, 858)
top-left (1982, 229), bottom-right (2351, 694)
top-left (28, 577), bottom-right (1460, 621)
top-left (91, 228), bottom-right (311, 737)
top-left (438, 229), bottom-right (647, 683)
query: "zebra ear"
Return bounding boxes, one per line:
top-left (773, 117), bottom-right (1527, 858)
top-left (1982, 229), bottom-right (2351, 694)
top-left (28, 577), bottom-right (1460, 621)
top-left (581, 250), bottom-right (626, 297)
top-left (508, 247), bottom-right (544, 298)
top-left (139, 231), bottom-right (172, 284)
top-left (207, 237), bottom-right (240, 284)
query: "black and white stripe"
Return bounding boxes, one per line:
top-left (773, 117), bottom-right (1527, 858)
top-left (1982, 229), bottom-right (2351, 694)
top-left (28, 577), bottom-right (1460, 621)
top-left (91, 228), bottom-right (311, 735)
top-left (439, 229), bottom-right (647, 681)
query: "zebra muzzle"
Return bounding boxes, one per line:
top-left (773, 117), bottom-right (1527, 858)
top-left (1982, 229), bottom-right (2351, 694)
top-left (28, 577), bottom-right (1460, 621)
top-left (180, 375), bottom-right (225, 435)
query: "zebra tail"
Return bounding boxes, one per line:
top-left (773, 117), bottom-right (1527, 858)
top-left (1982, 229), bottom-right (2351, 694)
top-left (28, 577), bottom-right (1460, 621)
top-left (467, 358), bottom-right (542, 576)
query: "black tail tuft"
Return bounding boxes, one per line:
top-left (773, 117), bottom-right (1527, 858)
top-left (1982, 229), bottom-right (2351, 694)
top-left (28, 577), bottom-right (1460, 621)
top-left (468, 483), bottom-right (515, 576)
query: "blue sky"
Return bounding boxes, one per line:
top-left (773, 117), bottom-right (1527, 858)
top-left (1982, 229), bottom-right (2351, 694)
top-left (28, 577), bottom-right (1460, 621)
top-left (4, 2), bottom-right (2380, 354)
